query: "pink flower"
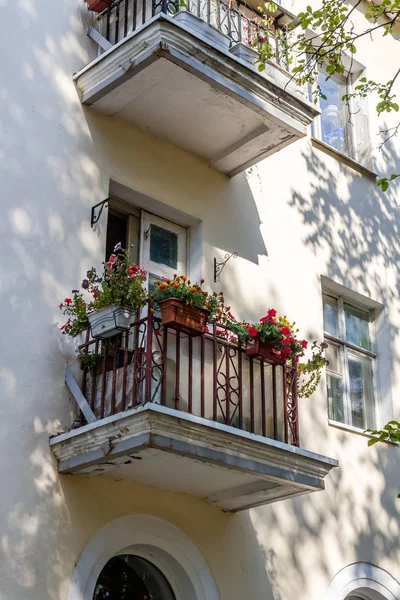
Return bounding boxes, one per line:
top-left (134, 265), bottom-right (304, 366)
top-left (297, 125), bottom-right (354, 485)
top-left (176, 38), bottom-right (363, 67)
top-left (248, 326), bottom-right (258, 338)
top-left (105, 254), bottom-right (117, 269)
top-left (127, 265), bottom-right (138, 279)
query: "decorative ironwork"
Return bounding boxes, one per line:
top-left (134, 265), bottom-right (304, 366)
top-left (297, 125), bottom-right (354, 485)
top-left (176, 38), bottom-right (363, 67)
top-left (76, 305), bottom-right (300, 447)
top-left (214, 252), bottom-right (238, 282)
top-left (91, 198), bottom-right (109, 228)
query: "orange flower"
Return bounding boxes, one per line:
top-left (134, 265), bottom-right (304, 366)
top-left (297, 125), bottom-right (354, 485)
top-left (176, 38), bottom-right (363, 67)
top-left (159, 283), bottom-right (167, 291)
top-left (190, 287), bottom-right (197, 293)
top-left (174, 282), bottom-right (180, 288)
top-left (201, 278), bottom-right (205, 284)
top-left (155, 280), bottom-right (161, 286)
top-left (181, 276), bottom-right (187, 281)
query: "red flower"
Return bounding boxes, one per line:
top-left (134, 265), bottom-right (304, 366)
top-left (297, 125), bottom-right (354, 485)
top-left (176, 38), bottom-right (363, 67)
top-left (281, 338), bottom-right (291, 345)
top-left (281, 347), bottom-right (291, 359)
top-left (58, 303), bottom-right (63, 310)
top-left (64, 298), bottom-right (72, 305)
top-left (301, 340), bottom-right (308, 349)
top-left (267, 309), bottom-right (277, 319)
top-left (127, 265), bottom-right (138, 279)
top-left (248, 326), bottom-right (258, 338)
top-left (280, 326), bottom-right (291, 337)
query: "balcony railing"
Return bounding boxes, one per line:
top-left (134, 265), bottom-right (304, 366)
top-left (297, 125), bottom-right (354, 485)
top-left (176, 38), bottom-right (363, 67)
top-left (75, 306), bottom-right (300, 446)
top-left (96, 0), bottom-right (290, 70)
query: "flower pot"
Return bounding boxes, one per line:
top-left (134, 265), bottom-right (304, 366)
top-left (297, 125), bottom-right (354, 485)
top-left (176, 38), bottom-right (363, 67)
top-left (246, 338), bottom-right (285, 364)
top-left (88, 305), bottom-right (135, 340)
top-left (159, 298), bottom-right (208, 335)
top-left (229, 42), bottom-right (259, 67)
top-left (86, 0), bottom-right (112, 13)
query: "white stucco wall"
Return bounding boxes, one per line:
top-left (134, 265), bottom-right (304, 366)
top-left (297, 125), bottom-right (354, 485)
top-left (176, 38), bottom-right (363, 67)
top-left (0, 0), bottom-right (399, 598)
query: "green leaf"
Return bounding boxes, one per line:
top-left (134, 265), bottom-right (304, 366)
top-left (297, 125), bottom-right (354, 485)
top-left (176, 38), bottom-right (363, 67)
top-left (368, 438), bottom-right (380, 446)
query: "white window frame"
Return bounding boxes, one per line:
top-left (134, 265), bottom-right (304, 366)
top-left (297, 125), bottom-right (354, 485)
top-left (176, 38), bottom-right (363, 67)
top-left (323, 291), bottom-right (380, 430)
top-left (313, 67), bottom-right (358, 159)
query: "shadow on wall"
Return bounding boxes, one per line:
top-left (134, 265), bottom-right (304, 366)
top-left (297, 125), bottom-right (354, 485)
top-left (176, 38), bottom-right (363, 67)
top-left (234, 135), bottom-right (400, 599)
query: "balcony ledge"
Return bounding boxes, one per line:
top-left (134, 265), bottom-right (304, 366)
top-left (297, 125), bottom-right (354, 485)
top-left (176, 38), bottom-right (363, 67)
top-left (51, 403), bottom-right (338, 512)
top-left (74, 13), bottom-right (319, 176)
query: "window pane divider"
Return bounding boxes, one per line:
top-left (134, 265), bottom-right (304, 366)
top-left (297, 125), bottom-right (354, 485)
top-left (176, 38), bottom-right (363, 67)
top-left (324, 332), bottom-right (376, 359)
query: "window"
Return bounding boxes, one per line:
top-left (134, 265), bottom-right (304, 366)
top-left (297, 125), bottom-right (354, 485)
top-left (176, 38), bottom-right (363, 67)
top-left (93, 554), bottom-right (176, 599)
top-left (323, 293), bottom-right (377, 430)
top-left (314, 67), bottom-right (371, 166)
top-left (318, 71), bottom-right (352, 156)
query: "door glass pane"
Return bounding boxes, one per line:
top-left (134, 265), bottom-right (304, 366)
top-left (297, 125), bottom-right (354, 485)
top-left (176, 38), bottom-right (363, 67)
top-left (150, 225), bottom-right (178, 269)
top-left (323, 296), bottom-right (339, 337)
top-left (348, 351), bottom-right (375, 429)
top-left (327, 374), bottom-right (345, 423)
top-left (318, 71), bottom-right (350, 156)
top-left (106, 210), bottom-right (128, 259)
top-left (344, 303), bottom-right (371, 350)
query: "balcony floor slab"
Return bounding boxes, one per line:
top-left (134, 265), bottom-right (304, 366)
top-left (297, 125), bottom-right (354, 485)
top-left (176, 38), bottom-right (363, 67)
top-left (51, 403), bottom-right (338, 512)
top-left (74, 14), bottom-right (319, 176)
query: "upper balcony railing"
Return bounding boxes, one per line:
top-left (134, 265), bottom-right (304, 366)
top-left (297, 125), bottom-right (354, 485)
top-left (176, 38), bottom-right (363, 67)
top-left (96, 0), bottom-right (290, 71)
top-left (75, 305), bottom-right (300, 446)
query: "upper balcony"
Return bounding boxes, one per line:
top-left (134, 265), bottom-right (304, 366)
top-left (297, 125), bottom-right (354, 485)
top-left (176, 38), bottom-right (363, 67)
top-left (51, 307), bottom-right (337, 512)
top-left (73, 0), bottom-right (319, 176)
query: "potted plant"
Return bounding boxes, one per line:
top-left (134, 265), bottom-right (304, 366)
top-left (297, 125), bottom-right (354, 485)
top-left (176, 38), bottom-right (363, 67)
top-left (59, 244), bottom-right (147, 341)
top-left (236, 308), bottom-right (308, 364)
top-left (152, 275), bottom-right (223, 335)
top-left (86, 0), bottom-right (113, 14)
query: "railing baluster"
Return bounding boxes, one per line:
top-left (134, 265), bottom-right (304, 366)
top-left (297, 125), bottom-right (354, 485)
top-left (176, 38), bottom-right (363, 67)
top-left (80, 328), bottom-right (90, 425)
top-left (110, 335), bottom-right (119, 414)
top-left (124, 0), bottom-right (128, 37)
top-left (115, 2), bottom-right (120, 43)
top-left (272, 364), bottom-right (277, 440)
top-left (249, 357), bottom-right (254, 433)
top-left (207, 0), bottom-right (211, 25)
top-left (100, 339), bottom-right (108, 419)
top-left (174, 330), bottom-right (180, 410)
top-left (121, 330), bottom-right (129, 411)
top-left (133, 0), bottom-right (137, 31)
top-left (200, 335), bottom-right (205, 418)
top-left (225, 342), bottom-right (230, 425)
top-left (260, 361), bottom-right (266, 437)
top-left (90, 339), bottom-right (99, 414)
top-left (238, 338), bottom-right (243, 429)
top-left (142, 0), bottom-right (146, 26)
top-left (144, 307), bottom-right (154, 404)
top-left (106, 9), bottom-right (111, 41)
top-left (132, 309), bottom-right (141, 406)
top-left (161, 326), bottom-right (168, 406)
top-left (212, 325), bottom-right (218, 421)
top-left (283, 364), bottom-right (289, 444)
top-left (188, 336), bottom-right (193, 414)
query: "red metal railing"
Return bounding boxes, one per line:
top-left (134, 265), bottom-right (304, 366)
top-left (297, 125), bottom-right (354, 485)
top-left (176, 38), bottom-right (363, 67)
top-left (78, 307), bottom-right (300, 446)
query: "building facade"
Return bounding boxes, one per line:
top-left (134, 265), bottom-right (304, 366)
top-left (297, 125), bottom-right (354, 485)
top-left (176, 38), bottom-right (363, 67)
top-left (1, 0), bottom-right (400, 598)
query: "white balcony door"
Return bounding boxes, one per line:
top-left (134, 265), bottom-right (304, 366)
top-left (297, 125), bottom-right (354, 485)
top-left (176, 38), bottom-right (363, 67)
top-left (140, 211), bottom-right (187, 289)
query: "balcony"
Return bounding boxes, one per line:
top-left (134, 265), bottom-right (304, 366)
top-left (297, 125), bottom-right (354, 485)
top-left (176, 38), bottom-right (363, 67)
top-left (73, 0), bottom-right (319, 176)
top-left (51, 309), bottom-right (337, 512)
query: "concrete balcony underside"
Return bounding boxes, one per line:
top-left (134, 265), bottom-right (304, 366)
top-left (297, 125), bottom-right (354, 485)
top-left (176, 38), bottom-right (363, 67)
top-left (74, 14), bottom-right (318, 176)
top-left (51, 403), bottom-right (337, 512)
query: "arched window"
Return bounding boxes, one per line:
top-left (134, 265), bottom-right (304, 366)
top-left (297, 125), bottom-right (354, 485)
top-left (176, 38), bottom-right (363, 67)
top-left (93, 554), bottom-right (176, 600)
top-left (326, 563), bottom-right (400, 600)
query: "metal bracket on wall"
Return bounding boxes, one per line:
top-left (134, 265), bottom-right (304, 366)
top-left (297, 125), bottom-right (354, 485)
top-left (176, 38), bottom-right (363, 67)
top-left (214, 252), bottom-right (238, 282)
top-left (91, 198), bottom-right (110, 228)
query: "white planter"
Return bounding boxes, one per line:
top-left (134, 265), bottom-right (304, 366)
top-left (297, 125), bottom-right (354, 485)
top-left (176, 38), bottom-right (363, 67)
top-left (173, 10), bottom-right (231, 51)
top-left (229, 42), bottom-right (259, 67)
top-left (88, 305), bottom-right (135, 339)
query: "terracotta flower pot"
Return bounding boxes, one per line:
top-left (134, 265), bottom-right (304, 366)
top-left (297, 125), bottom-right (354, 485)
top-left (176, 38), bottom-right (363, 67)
top-left (86, 0), bottom-right (112, 13)
top-left (159, 298), bottom-right (208, 335)
top-left (246, 338), bottom-right (285, 364)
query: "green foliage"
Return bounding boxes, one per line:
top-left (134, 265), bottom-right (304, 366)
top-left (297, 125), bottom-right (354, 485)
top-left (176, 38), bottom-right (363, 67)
top-left (297, 341), bottom-right (329, 399)
top-left (366, 421), bottom-right (400, 445)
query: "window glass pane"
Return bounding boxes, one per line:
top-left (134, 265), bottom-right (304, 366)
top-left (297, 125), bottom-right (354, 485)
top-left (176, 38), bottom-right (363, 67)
top-left (348, 351), bottom-right (375, 429)
top-left (344, 303), bottom-right (371, 350)
top-left (318, 71), bottom-right (350, 156)
top-left (327, 374), bottom-right (345, 423)
top-left (325, 341), bottom-right (342, 375)
top-left (150, 225), bottom-right (178, 269)
top-left (323, 296), bottom-right (339, 337)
